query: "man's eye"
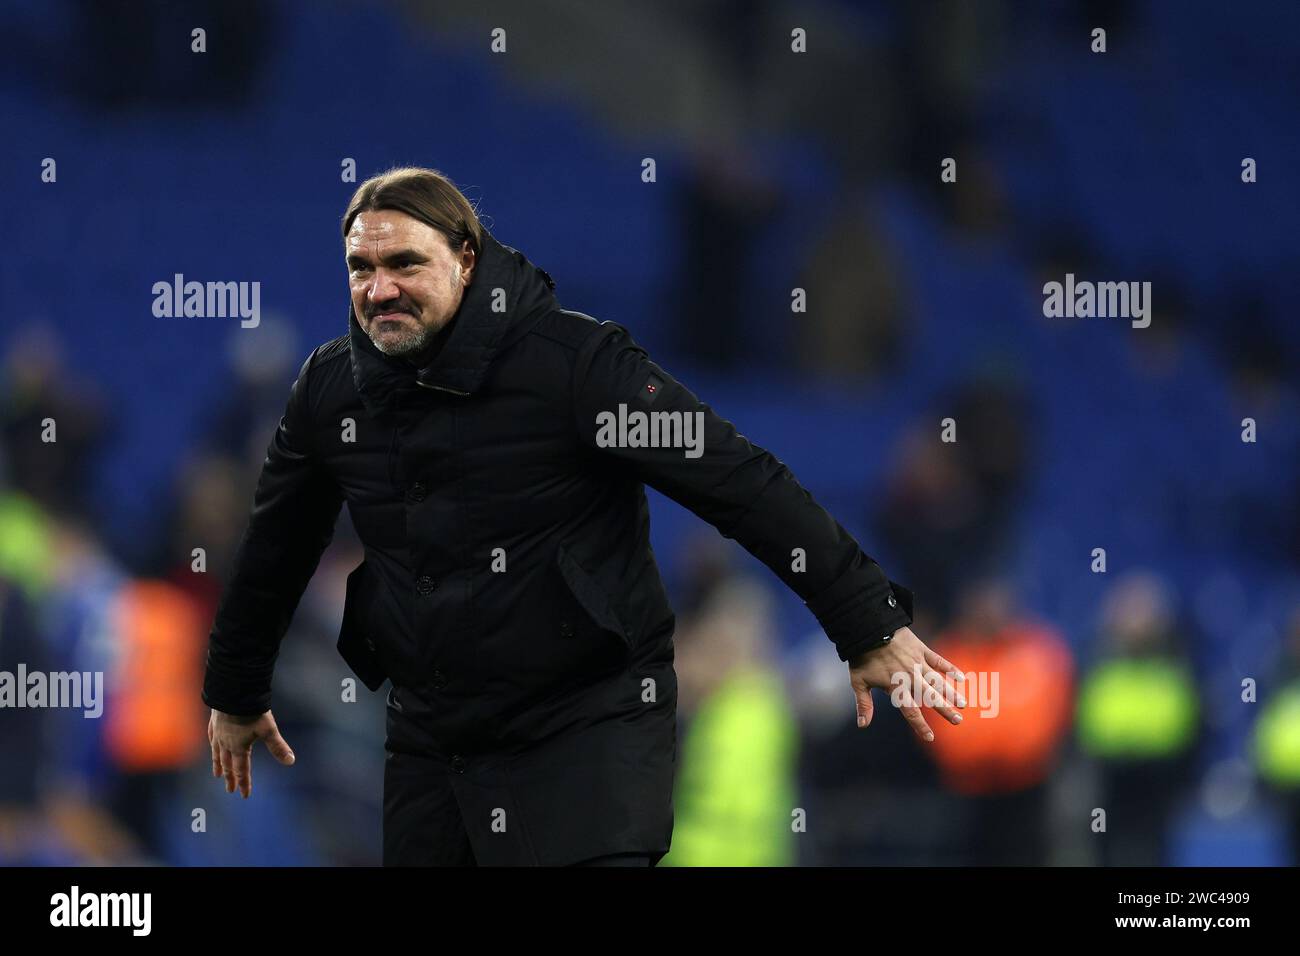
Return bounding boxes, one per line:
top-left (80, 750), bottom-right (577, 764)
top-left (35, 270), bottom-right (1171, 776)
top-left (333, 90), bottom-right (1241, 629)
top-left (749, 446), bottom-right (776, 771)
top-left (400, 260), bottom-right (419, 270)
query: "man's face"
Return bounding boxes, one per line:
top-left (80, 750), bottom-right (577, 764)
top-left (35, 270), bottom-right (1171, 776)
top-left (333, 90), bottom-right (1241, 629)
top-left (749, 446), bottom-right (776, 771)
top-left (346, 209), bottom-right (476, 358)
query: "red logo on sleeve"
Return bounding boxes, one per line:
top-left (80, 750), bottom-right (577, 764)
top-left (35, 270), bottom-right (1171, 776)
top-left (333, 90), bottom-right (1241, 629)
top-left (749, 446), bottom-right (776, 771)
top-left (642, 374), bottom-right (664, 403)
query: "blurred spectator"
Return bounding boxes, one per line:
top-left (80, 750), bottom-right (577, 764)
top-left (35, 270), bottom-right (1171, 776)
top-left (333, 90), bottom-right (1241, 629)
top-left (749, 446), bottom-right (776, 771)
top-left (661, 571), bottom-right (797, 867)
top-left (927, 578), bottom-right (1074, 865)
top-left (671, 137), bottom-right (782, 370)
top-left (203, 322), bottom-right (302, 463)
top-left (0, 575), bottom-right (50, 863)
top-left (894, 0), bottom-right (1005, 189)
top-left (0, 325), bottom-right (112, 529)
top-left (1076, 572), bottom-right (1202, 865)
top-left (39, 516), bottom-right (148, 863)
top-left (873, 376), bottom-right (1032, 621)
top-left (793, 193), bottom-right (908, 383)
top-left (101, 580), bottom-right (208, 839)
top-left (1250, 607), bottom-right (1300, 865)
top-left (145, 451), bottom-right (252, 621)
top-left (0, 507), bottom-right (149, 864)
top-left (0, 492), bottom-right (56, 600)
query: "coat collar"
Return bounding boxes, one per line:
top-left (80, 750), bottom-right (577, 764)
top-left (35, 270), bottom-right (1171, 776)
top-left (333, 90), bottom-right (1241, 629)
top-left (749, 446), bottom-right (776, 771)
top-left (349, 227), bottom-right (558, 416)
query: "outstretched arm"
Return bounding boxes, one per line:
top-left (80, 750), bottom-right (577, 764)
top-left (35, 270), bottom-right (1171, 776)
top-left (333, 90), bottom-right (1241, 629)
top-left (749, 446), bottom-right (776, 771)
top-left (573, 322), bottom-right (965, 739)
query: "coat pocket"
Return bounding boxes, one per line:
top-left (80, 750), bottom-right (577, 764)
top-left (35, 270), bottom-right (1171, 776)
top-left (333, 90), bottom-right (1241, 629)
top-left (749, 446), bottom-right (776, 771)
top-left (337, 559), bottom-right (389, 691)
top-left (554, 542), bottom-right (633, 652)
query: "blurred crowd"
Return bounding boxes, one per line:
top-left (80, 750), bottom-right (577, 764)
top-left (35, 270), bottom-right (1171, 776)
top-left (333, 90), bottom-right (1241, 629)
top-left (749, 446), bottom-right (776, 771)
top-left (0, 323), bottom-right (387, 865)
top-left (3, 310), bottom-right (1296, 867)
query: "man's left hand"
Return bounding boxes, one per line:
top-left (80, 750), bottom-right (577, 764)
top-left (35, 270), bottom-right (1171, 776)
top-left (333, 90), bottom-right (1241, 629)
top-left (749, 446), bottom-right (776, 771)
top-left (848, 627), bottom-right (966, 741)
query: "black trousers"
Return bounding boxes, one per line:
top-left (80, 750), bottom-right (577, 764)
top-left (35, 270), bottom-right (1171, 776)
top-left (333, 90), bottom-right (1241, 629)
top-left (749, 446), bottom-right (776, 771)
top-left (383, 745), bottom-right (654, 867)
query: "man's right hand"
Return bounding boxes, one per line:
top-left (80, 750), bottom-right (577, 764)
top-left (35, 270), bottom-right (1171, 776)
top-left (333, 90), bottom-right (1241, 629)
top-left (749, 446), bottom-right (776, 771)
top-left (208, 708), bottom-right (296, 799)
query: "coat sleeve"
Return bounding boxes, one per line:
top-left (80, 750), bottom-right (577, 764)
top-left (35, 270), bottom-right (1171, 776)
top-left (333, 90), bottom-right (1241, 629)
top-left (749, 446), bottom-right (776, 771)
top-left (202, 349), bottom-right (344, 715)
top-left (572, 322), bottom-right (913, 662)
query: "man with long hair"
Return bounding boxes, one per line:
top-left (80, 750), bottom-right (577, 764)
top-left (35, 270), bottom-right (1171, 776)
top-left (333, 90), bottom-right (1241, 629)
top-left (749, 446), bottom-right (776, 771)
top-left (202, 167), bottom-right (965, 866)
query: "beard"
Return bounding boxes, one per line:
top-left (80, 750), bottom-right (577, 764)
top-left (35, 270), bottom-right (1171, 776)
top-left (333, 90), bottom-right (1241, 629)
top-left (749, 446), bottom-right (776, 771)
top-left (366, 313), bottom-right (438, 357)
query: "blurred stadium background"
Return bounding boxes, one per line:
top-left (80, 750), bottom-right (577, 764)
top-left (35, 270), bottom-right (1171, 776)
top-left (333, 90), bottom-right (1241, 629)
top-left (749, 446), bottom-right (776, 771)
top-left (1, 0), bottom-right (1298, 866)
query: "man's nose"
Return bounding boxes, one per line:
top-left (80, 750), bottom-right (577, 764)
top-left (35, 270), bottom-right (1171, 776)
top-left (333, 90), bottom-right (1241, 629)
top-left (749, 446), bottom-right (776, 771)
top-left (368, 268), bottom-right (400, 304)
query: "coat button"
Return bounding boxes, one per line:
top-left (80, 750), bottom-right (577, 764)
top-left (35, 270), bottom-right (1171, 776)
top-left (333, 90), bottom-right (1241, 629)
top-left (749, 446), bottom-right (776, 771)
top-left (431, 670), bottom-right (447, 690)
top-left (886, 593), bottom-right (898, 608)
top-left (450, 754), bottom-right (466, 774)
top-left (558, 620), bottom-right (575, 638)
top-left (408, 482), bottom-right (427, 502)
top-left (416, 575), bottom-right (438, 595)
top-left (365, 636), bottom-right (376, 651)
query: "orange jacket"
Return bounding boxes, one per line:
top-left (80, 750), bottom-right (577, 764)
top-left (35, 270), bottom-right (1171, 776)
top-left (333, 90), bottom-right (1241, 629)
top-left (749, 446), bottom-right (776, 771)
top-left (105, 580), bottom-right (207, 772)
top-left (926, 621), bottom-right (1075, 795)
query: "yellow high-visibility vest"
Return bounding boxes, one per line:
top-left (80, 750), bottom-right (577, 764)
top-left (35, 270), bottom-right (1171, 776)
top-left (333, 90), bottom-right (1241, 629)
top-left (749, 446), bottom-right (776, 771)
top-left (0, 493), bottom-right (54, 599)
top-left (1253, 683), bottom-right (1300, 789)
top-left (1076, 657), bottom-right (1198, 759)
top-left (660, 666), bottom-right (798, 867)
